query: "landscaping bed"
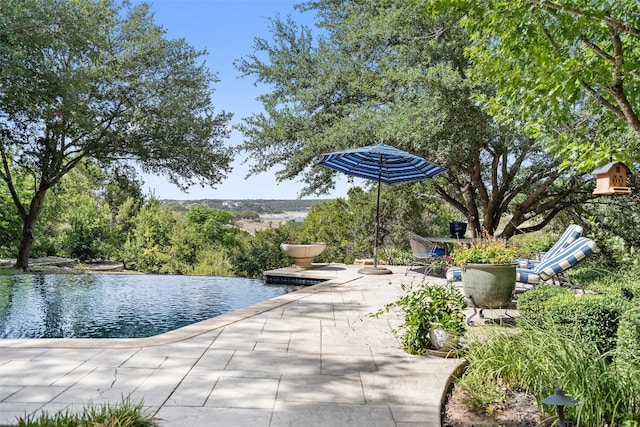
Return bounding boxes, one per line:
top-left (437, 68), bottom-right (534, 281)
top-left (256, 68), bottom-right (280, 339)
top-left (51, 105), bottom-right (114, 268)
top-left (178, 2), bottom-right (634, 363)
top-left (443, 384), bottom-right (542, 426)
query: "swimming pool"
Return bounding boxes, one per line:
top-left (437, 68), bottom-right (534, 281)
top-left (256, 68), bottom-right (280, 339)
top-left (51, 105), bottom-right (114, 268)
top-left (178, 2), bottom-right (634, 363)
top-left (0, 274), bottom-right (298, 339)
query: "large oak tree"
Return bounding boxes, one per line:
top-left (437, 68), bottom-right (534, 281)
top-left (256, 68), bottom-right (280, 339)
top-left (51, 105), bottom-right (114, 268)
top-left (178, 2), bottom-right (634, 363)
top-left (235, 0), bottom-right (593, 238)
top-left (0, 0), bottom-right (233, 269)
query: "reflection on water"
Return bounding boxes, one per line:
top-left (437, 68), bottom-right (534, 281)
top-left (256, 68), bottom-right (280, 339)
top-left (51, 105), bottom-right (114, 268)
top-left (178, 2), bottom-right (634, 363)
top-left (0, 274), bottom-right (296, 339)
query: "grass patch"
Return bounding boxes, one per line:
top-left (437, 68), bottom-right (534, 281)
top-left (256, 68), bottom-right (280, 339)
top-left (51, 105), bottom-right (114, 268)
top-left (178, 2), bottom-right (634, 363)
top-left (11, 397), bottom-right (159, 427)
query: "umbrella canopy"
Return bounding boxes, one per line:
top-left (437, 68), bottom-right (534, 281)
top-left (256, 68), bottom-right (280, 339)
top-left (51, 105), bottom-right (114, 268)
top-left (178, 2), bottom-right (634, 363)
top-left (319, 143), bottom-right (447, 273)
top-left (318, 143), bottom-right (446, 184)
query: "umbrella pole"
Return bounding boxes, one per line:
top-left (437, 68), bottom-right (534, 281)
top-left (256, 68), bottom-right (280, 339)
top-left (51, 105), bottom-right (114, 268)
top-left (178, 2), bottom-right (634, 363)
top-left (373, 176), bottom-right (381, 268)
top-left (360, 172), bottom-right (390, 274)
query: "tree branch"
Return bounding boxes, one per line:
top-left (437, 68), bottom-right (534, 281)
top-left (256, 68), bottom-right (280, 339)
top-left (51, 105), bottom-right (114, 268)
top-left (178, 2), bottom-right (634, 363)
top-left (579, 80), bottom-right (628, 123)
top-left (604, 24), bottom-right (640, 132)
top-left (534, 0), bottom-right (640, 37)
top-left (0, 149), bottom-right (27, 219)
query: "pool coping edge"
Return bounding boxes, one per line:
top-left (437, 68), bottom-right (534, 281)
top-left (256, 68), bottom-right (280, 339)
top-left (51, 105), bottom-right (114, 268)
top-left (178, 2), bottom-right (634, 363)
top-left (0, 274), bottom-right (362, 349)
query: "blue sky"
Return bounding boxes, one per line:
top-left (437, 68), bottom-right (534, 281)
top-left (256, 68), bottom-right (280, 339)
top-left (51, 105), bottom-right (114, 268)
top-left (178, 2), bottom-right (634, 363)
top-left (134, 0), bottom-right (353, 200)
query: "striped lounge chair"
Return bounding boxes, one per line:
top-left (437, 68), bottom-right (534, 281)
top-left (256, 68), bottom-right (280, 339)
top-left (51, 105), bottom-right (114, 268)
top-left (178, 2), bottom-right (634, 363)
top-left (515, 237), bottom-right (597, 288)
top-left (516, 223), bottom-right (583, 269)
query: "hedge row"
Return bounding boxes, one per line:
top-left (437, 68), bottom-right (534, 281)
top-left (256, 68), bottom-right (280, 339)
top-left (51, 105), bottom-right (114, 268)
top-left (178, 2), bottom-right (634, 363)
top-left (517, 284), bottom-right (639, 361)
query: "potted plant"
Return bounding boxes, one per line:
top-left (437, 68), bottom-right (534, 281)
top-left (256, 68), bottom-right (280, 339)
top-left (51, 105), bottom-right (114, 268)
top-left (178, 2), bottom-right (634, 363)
top-left (376, 282), bottom-right (467, 355)
top-left (450, 236), bottom-right (518, 311)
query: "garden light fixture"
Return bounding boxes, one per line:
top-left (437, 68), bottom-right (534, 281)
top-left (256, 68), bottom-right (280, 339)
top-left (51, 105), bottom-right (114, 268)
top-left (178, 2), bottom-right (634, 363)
top-left (542, 388), bottom-right (577, 427)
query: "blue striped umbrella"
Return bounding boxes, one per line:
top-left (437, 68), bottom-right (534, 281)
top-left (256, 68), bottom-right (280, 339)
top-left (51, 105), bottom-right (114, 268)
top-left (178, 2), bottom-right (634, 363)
top-left (319, 143), bottom-right (447, 273)
top-left (319, 143), bottom-right (446, 184)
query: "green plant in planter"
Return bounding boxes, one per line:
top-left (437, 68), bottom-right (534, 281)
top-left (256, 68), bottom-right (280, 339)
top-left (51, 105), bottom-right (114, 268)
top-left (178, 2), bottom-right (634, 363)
top-left (375, 282), bottom-right (467, 354)
top-left (451, 236), bottom-right (517, 265)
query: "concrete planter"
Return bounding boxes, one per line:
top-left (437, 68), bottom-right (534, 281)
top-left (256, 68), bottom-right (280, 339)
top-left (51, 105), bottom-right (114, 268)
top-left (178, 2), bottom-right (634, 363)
top-left (280, 243), bottom-right (326, 269)
top-left (461, 263), bottom-right (516, 309)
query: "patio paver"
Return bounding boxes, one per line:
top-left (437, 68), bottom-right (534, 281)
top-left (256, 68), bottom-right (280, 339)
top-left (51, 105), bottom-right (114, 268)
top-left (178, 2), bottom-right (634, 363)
top-left (0, 264), bottom-right (469, 426)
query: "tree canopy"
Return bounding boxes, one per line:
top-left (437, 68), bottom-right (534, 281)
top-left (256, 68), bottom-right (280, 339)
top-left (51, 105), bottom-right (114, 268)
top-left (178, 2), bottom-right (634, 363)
top-left (433, 0), bottom-right (640, 170)
top-left (0, 0), bottom-right (233, 269)
top-left (235, 0), bottom-right (593, 238)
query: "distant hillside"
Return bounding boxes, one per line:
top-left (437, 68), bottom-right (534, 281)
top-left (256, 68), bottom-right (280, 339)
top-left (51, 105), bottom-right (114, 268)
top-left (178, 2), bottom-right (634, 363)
top-left (161, 199), bottom-right (332, 214)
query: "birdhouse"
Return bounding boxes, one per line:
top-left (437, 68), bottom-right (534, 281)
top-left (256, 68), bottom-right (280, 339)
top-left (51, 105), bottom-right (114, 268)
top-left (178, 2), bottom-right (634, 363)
top-left (592, 161), bottom-right (631, 195)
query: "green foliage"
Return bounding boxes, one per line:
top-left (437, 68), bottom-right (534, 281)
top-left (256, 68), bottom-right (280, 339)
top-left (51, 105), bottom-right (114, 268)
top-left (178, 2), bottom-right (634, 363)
top-left (113, 197), bottom-right (143, 248)
top-left (443, 0), bottom-right (640, 170)
top-left (450, 238), bottom-right (517, 264)
top-left (0, 186), bottom-right (22, 257)
top-left (229, 226), bottom-right (295, 278)
top-left (184, 206), bottom-right (242, 249)
top-left (617, 308), bottom-right (640, 367)
top-left (59, 195), bottom-right (113, 261)
top-left (378, 246), bottom-right (414, 267)
top-left (510, 231), bottom-right (557, 259)
top-left (459, 326), bottom-right (640, 426)
top-left (121, 199), bottom-right (177, 273)
top-left (582, 172), bottom-right (640, 271)
top-left (376, 282), bottom-right (467, 354)
top-left (191, 249), bottom-right (233, 277)
top-left (103, 167), bottom-right (145, 218)
top-left (516, 284), bottom-right (574, 326)
top-left (522, 292), bottom-right (630, 355)
top-left (234, 210), bottom-right (260, 220)
top-left (16, 396), bottom-right (159, 426)
top-left (457, 373), bottom-right (506, 412)
top-left (0, 0), bottom-right (232, 267)
top-left (299, 194), bottom-right (362, 264)
top-left (159, 208), bottom-right (239, 275)
top-left (576, 267), bottom-right (640, 301)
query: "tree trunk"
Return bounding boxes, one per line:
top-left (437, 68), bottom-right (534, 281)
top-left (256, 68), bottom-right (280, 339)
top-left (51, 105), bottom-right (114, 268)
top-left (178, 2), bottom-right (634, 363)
top-left (14, 189), bottom-right (47, 271)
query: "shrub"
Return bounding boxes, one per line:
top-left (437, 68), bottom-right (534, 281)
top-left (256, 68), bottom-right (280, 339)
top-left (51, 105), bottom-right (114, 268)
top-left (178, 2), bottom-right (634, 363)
top-left (230, 227), bottom-right (293, 278)
top-left (378, 246), bottom-right (414, 266)
top-left (617, 307), bottom-right (640, 367)
top-left (542, 293), bottom-right (629, 355)
top-left (517, 285), bottom-right (573, 327)
top-left (60, 196), bottom-right (114, 261)
top-left (578, 268), bottom-right (640, 302)
top-left (510, 231), bottom-right (557, 259)
top-left (191, 249), bottom-right (232, 276)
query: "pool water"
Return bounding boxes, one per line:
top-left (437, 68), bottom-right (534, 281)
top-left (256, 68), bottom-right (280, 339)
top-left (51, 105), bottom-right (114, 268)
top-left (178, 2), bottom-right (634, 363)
top-left (0, 274), bottom-right (297, 339)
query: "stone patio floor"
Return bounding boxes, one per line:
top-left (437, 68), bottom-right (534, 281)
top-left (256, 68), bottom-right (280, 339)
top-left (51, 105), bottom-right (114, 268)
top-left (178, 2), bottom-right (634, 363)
top-left (0, 264), bottom-right (500, 426)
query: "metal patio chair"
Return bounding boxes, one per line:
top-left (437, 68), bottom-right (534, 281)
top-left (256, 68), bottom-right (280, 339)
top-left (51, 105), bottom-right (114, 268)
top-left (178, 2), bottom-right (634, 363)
top-left (405, 232), bottom-right (447, 278)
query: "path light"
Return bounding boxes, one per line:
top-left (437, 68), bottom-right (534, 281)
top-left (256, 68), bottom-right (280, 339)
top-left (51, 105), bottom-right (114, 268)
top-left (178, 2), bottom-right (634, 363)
top-left (542, 388), bottom-right (578, 427)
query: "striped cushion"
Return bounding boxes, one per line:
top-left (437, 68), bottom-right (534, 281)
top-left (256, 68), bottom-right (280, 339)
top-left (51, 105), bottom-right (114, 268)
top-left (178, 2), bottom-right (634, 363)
top-left (516, 268), bottom-right (541, 285)
top-left (542, 224), bottom-right (583, 261)
top-left (446, 267), bottom-right (462, 283)
top-left (516, 224), bottom-right (583, 270)
top-left (516, 259), bottom-right (537, 269)
top-left (536, 237), bottom-right (596, 280)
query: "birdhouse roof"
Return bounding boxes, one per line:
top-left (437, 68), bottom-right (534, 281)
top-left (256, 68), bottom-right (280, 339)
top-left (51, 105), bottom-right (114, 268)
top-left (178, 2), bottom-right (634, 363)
top-left (592, 161), bottom-right (628, 175)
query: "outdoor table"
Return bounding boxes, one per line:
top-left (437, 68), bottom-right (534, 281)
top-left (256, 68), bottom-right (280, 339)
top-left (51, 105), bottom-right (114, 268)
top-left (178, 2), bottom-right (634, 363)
top-left (418, 236), bottom-right (475, 254)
